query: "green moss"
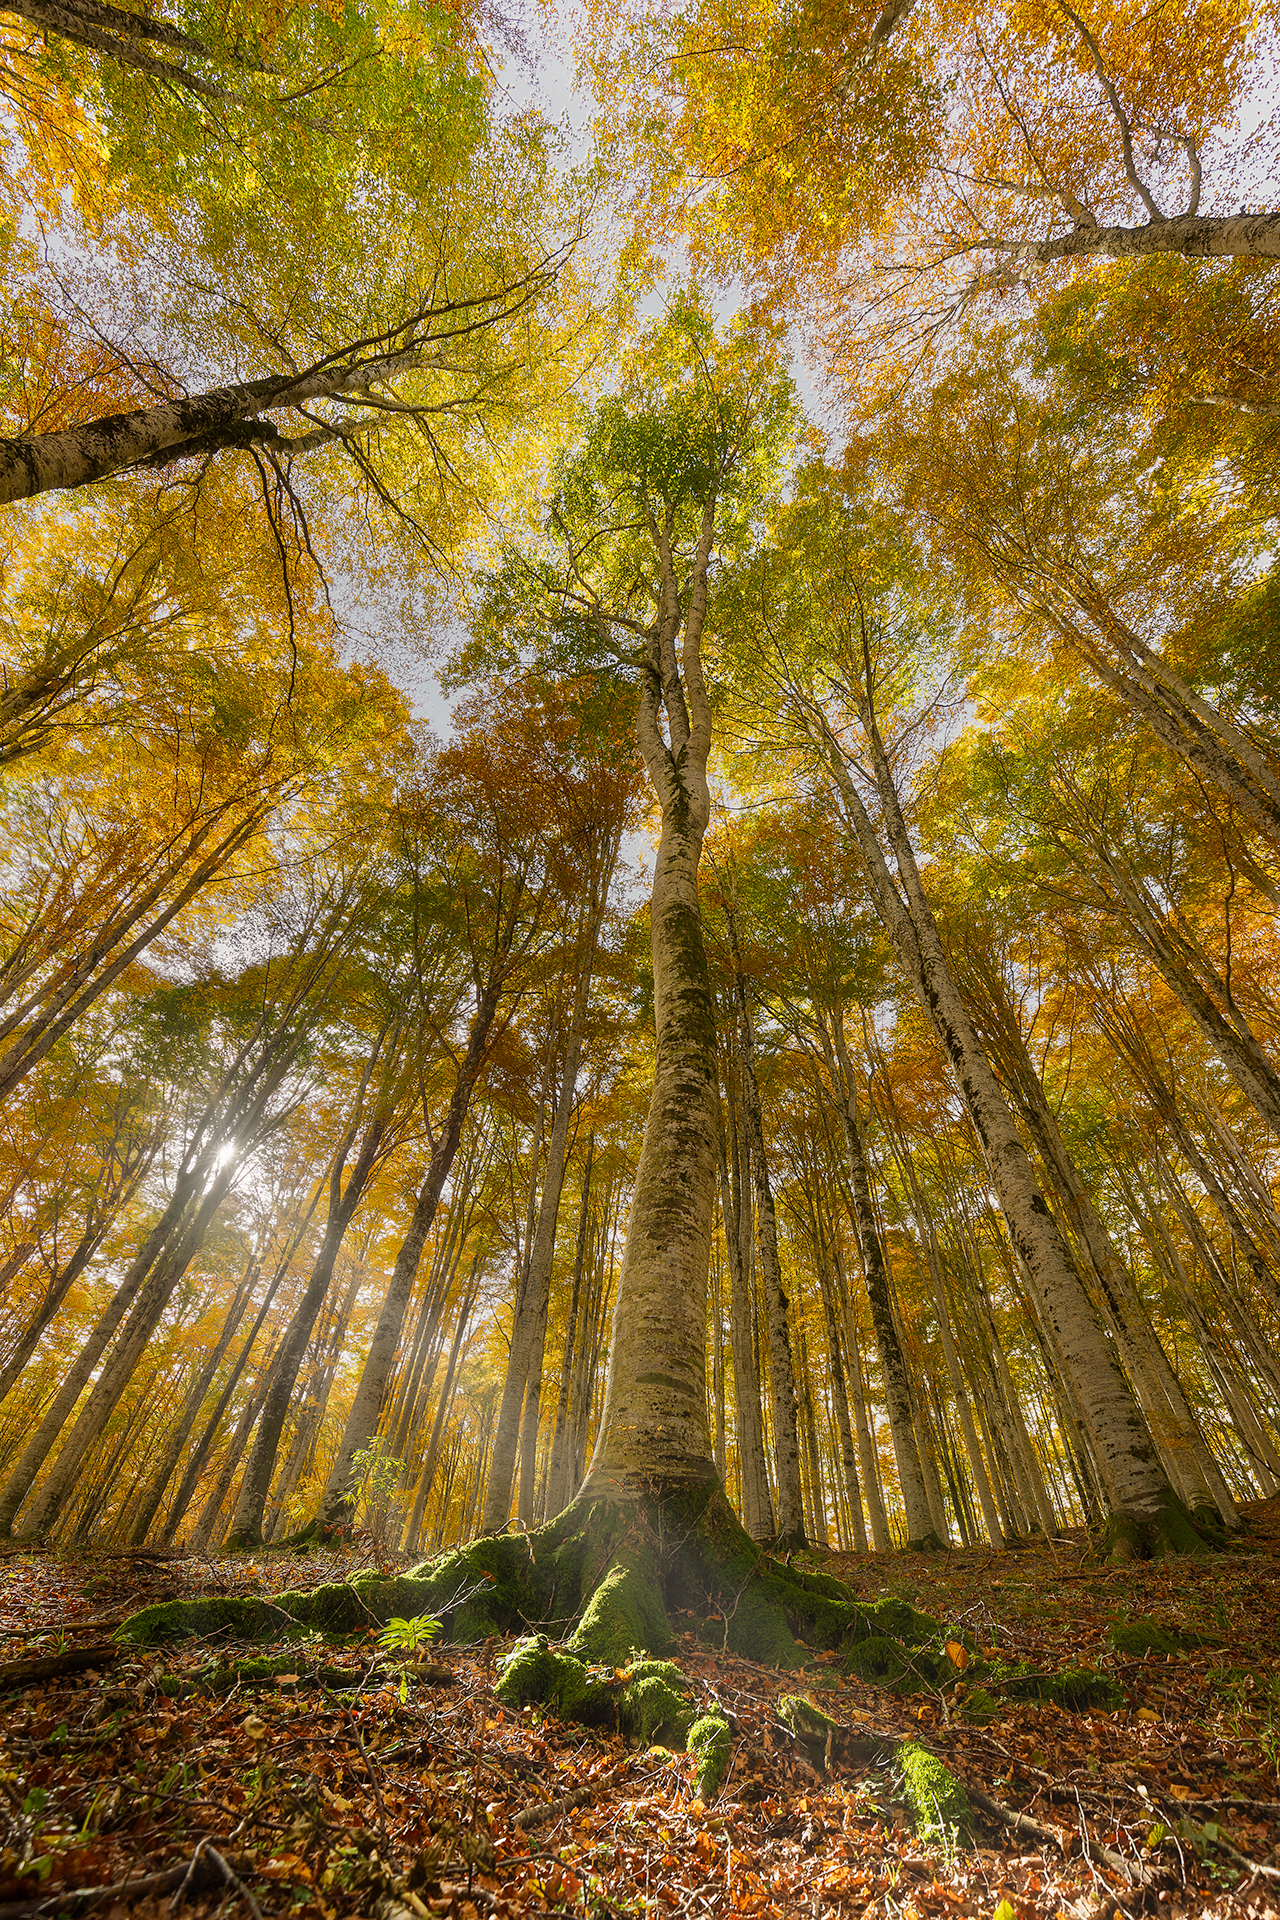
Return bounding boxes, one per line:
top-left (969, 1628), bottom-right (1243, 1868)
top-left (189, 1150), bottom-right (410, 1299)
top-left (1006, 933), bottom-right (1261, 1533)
top-left (494, 1635), bottom-right (595, 1715)
top-left (402, 1537), bottom-right (540, 1639)
top-left (116, 1572), bottom-right (468, 1646)
top-left (567, 1548), bottom-right (673, 1667)
top-left (492, 1639), bottom-right (685, 1743)
top-left (1101, 1493), bottom-right (1215, 1563)
top-left (115, 1597), bottom-right (284, 1644)
top-left (116, 1483), bottom-right (937, 1708)
top-left (618, 1669), bottom-right (691, 1745)
top-left (1002, 1667), bottom-right (1124, 1712)
top-left (843, 1634), bottom-right (912, 1690)
top-left (897, 1741), bottom-right (974, 1843)
top-left (191, 1654), bottom-right (362, 1693)
top-left (1109, 1620), bottom-right (1214, 1656)
top-left (688, 1715), bottom-right (732, 1800)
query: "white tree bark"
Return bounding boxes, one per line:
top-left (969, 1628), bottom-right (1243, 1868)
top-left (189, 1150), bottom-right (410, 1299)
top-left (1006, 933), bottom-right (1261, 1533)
top-left (973, 210), bottom-right (1280, 282)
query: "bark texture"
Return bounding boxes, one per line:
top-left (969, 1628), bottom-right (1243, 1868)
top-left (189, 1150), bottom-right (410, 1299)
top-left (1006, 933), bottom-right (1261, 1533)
top-left (577, 505), bottom-right (721, 1504)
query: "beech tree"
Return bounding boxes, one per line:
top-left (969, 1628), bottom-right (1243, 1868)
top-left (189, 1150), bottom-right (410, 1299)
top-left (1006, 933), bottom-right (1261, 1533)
top-left (356, 297), bottom-right (918, 1661)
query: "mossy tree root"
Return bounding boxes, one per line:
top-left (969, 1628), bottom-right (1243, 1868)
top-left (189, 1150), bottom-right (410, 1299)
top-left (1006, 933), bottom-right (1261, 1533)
top-left (1100, 1490), bottom-right (1219, 1562)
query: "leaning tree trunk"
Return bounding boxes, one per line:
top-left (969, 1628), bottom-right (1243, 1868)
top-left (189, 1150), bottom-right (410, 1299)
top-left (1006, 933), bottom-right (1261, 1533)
top-left (224, 1100), bottom-right (391, 1547)
top-left (814, 701), bottom-right (1205, 1557)
top-left (15, 1160), bottom-right (242, 1538)
top-left (963, 961), bottom-right (1239, 1530)
top-left (127, 1259), bottom-right (258, 1545)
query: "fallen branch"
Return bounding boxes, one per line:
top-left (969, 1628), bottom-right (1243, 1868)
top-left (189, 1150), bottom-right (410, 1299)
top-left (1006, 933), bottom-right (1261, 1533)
top-left (173, 1843), bottom-right (263, 1920)
top-left (1197, 1832), bottom-right (1280, 1884)
top-left (0, 1643), bottom-right (121, 1691)
top-left (512, 1784), bottom-right (600, 1830)
top-left (0, 1845), bottom-right (253, 1918)
top-left (968, 1784), bottom-right (1159, 1889)
top-left (0, 1616), bottom-right (130, 1638)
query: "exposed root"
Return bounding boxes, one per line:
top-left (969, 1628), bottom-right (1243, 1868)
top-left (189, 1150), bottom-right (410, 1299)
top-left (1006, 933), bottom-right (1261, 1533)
top-left (112, 1483), bottom-right (1140, 1847)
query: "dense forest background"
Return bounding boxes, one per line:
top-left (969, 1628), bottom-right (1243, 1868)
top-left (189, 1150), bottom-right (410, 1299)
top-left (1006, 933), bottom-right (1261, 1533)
top-left (1, 0), bottom-right (1279, 1571)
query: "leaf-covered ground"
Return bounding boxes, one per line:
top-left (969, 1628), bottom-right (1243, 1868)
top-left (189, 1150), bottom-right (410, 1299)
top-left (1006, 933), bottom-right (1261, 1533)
top-left (3, 1500), bottom-right (1279, 1920)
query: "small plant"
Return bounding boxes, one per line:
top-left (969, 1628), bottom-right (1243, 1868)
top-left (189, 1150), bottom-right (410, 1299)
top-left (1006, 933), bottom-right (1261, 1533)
top-left (343, 1439), bottom-right (405, 1545)
top-left (377, 1613), bottom-right (442, 1657)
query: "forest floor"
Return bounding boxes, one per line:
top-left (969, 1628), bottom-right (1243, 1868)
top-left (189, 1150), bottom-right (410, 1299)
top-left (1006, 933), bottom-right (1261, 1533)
top-left (2, 1500), bottom-right (1279, 1920)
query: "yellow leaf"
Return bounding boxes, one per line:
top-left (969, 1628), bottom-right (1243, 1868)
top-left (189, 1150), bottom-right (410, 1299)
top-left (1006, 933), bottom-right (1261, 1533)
top-left (1136, 1707), bottom-right (1159, 1723)
top-left (946, 1640), bottom-right (970, 1670)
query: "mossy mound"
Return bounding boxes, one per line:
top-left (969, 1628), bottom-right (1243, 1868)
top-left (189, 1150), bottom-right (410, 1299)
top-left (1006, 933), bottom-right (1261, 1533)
top-left (616, 1660), bottom-right (691, 1744)
top-left (567, 1549), bottom-right (673, 1666)
top-left (897, 1742), bottom-right (975, 1843)
top-left (776, 1692), bottom-right (842, 1769)
top-left (843, 1634), bottom-right (926, 1690)
top-left (1109, 1620), bottom-right (1215, 1657)
top-left (688, 1715), bottom-right (732, 1800)
top-left (191, 1654), bottom-right (365, 1693)
top-left (1001, 1666), bottom-right (1124, 1712)
top-left (1099, 1492), bottom-right (1217, 1562)
top-left (855, 1595), bottom-right (940, 1646)
top-left (493, 1636), bottom-right (689, 1744)
top-left (495, 1637), bottom-right (600, 1717)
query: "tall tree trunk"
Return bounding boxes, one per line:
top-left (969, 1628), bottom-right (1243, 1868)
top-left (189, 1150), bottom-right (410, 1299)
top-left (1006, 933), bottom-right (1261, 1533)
top-left (576, 503), bottom-right (722, 1506)
top-left (827, 1026), bottom-right (935, 1544)
top-left (829, 1240), bottom-right (891, 1551)
top-left (546, 1144), bottom-right (594, 1521)
top-left (810, 1209), bottom-right (868, 1551)
top-left (724, 930), bottom-right (806, 1544)
top-left (484, 897), bottom-right (606, 1533)
top-left (718, 1101), bottom-right (774, 1539)
top-left (402, 1263), bottom-right (482, 1554)
top-left (315, 970), bottom-right (508, 1532)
